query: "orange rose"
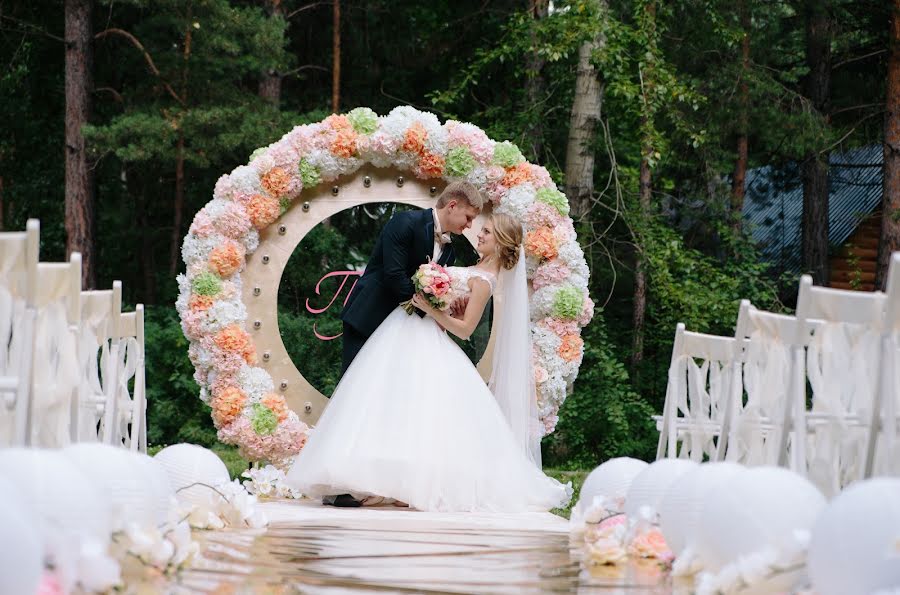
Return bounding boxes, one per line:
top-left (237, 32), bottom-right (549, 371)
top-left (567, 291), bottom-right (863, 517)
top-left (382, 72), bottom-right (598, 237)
top-left (260, 167), bottom-right (292, 198)
top-left (559, 334), bottom-right (584, 362)
top-left (261, 393), bottom-right (289, 422)
top-left (416, 151), bottom-right (445, 178)
top-left (525, 227), bottom-right (559, 261)
top-left (501, 162), bottom-right (535, 188)
top-left (215, 324), bottom-right (257, 365)
top-left (246, 193), bottom-right (280, 229)
top-left (208, 241), bottom-right (244, 278)
top-left (402, 122), bottom-right (427, 155)
top-left (211, 386), bottom-right (246, 428)
top-left (189, 294), bottom-right (214, 312)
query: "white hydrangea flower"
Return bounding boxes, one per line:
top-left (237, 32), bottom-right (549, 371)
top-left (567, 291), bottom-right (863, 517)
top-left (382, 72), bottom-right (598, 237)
top-left (237, 365), bottom-right (275, 401)
top-left (242, 228), bottom-right (260, 254)
top-left (530, 285), bottom-right (559, 320)
top-left (229, 165), bottom-right (263, 196)
top-left (494, 183), bottom-right (536, 221)
top-left (175, 274), bottom-right (191, 315)
top-left (181, 234), bottom-right (223, 267)
top-left (200, 299), bottom-right (247, 334)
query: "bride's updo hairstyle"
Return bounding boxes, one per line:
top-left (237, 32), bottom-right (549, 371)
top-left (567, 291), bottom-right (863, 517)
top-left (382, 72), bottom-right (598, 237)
top-left (489, 213), bottom-right (523, 270)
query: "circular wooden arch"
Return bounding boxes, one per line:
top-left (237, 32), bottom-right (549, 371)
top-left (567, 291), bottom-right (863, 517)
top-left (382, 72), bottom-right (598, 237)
top-left (241, 164), bottom-right (497, 425)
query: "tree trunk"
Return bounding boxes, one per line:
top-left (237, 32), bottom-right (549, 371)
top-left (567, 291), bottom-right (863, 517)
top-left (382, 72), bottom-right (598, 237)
top-left (332, 0), bottom-right (341, 112)
top-left (524, 0), bottom-right (550, 160)
top-left (801, 0), bottom-right (832, 285)
top-left (564, 8), bottom-right (605, 221)
top-left (259, 0), bottom-right (283, 107)
top-left (170, 8), bottom-right (192, 278)
top-left (65, 0), bottom-right (96, 289)
top-left (0, 176), bottom-right (5, 231)
top-left (632, 0), bottom-right (656, 373)
top-left (878, 0), bottom-right (900, 289)
top-left (731, 0), bottom-right (750, 233)
top-left (129, 168), bottom-right (157, 304)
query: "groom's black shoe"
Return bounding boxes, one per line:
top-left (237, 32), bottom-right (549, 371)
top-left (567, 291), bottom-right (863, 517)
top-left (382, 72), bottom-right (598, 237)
top-left (322, 494), bottom-right (362, 507)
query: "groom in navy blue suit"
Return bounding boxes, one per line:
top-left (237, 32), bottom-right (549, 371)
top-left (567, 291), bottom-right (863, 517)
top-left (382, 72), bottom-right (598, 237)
top-left (340, 181), bottom-right (484, 377)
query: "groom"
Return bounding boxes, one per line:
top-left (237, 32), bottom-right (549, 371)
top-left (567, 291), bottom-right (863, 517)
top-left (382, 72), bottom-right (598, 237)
top-left (340, 181), bottom-right (484, 376)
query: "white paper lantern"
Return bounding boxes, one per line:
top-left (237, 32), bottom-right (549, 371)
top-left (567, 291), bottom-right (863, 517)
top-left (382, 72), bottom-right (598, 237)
top-left (133, 453), bottom-right (175, 524)
top-left (658, 462), bottom-right (744, 556)
top-left (577, 457), bottom-right (648, 515)
top-left (808, 478), bottom-right (900, 595)
top-left (696, 465), bottom-right (824, 589)
top-left (624, 458), bottom-right (698, 520)
top-left (63, 443), bottom-right (156, 529)
top-left (0, 477), bottom-right (43, 595)
top-left (154, 443), bottom-right (230, 506)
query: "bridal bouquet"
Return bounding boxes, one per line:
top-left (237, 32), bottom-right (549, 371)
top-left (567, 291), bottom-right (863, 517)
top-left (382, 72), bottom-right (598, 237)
top-left (402, 262), bottom-right (452, 314)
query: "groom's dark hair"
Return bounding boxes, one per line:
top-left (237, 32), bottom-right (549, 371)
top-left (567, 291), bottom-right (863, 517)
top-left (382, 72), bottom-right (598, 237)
top-left (436, 181), bottom-right (484, 210)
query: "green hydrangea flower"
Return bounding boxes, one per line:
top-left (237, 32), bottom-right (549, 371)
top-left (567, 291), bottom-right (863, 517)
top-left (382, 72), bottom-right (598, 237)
top-left (192, 272), bottom-right (222, 296)
top-left (445, 146), bottom-right (476, 178)
top-left (279, 197), bottom-right (292, 215)
top-left (347, 107), bottom-right (379, 135)
top-left (298, 159), bottom-right (322, 188)
top-left (552, 285), bottom-right (584, 320)
top-left (251, 402), bottom-right (278, 436)
top-left (249, 147), bottom-right (267, 162)
top-left (536, 187), bottom-right (570, 217)
top-left (493, 141), bottom-right (525, 168)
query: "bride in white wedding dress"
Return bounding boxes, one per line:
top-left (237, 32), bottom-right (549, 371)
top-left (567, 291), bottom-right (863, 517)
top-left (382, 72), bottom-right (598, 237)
top-left (285, 213), bottom-right (571, 512)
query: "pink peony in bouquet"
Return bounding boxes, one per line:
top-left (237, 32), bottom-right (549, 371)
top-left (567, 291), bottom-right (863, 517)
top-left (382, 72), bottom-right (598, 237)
top-left (402, 261), bottom-right (452, 314)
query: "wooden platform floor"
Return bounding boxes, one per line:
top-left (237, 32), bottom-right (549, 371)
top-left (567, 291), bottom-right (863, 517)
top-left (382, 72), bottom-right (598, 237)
top-left (173, 499), bottom-right (674, 594)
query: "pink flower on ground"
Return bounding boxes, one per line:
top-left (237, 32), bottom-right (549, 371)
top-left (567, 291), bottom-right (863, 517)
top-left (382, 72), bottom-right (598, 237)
top-left (628, 528), bottom-right (674, 563)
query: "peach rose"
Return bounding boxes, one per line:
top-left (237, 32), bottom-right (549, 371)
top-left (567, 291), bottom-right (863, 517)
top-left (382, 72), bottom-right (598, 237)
top-left (215, 324), bottom-right (257, 365)
top-left (208, 241), bottom-right (245, 278)
top-left (246, 193), bottom-right (280, 229)
top-left (628, 528), bottom-right (673, 562)
top-left (261, 393), bottom-right (289, 422)
top-left (525, 227), bottom-right (559, 261)
top-left (558, 334), bottom-right (584, 362)
top-left (416, 151), bottom-right (445, 178)
top-left (189, 294), bottom-right (214, 312)
top-left (260, 167), bottom-right (293, 198)
top-left (402, 122), bottom-right (427, 155)
top-left (501, 162), bottom-right (535, 188)
top-left (211, 386), bottom-right (246, 428)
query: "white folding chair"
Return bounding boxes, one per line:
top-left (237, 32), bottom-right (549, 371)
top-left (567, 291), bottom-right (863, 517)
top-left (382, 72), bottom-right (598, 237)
top-left (112, 304), bottom-right (146, 452)
top-left (0, 220), bottom-right (39, 446)
top-left (865, 252), bottom-right (900, 478)
top-left (30, 253), bottom-right (83, 448)
top-left (655, 323), bottom-right (740, 462)
top-left (75, 281), bottom-right (123, 444)
top-left (724, 304), bottom-right (812, 470)
top-left (792, 275), bottom-right (886, 495)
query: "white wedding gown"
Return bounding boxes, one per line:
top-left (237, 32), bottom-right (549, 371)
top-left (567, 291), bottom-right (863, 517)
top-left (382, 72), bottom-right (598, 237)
top-left (285, 267), bottom-right (571, 512)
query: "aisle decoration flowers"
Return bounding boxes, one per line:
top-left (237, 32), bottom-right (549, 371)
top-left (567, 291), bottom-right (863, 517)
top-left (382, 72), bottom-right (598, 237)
top-left (178, 106), bottom-right (593, 462)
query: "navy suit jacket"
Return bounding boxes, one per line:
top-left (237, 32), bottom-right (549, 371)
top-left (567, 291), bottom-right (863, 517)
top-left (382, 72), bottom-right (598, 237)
top-left (341, 208), bottom-right (455, 337)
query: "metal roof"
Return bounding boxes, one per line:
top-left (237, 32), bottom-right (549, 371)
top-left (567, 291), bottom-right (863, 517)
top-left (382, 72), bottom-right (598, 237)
top-left (742, 144), bottom-right (883, 274)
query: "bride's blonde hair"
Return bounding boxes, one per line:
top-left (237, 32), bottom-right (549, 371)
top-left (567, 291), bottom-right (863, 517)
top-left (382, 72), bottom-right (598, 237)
top-left (489, 213), bottom-right (523, 270)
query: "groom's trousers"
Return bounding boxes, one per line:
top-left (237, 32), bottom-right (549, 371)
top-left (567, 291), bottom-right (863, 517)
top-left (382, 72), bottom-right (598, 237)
top-left (340, 323), bottom-right (367, 379)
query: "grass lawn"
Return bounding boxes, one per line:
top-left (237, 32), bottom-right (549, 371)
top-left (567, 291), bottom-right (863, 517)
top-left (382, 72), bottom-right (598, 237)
top-left (149, 444), bottom-right (590, 519)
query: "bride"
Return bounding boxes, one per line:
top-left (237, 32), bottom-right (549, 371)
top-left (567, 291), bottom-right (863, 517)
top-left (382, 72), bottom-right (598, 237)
top-left (285, 213), bottom-right (571, 513)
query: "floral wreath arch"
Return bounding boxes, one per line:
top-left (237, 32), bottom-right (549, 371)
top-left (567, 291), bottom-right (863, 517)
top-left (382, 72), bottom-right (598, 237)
top-left (177, 106), bottom-right (594, 464)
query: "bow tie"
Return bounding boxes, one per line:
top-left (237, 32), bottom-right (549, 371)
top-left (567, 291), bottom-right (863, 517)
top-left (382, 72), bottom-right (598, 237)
top-left (434, 231), bottom-right (452, 245)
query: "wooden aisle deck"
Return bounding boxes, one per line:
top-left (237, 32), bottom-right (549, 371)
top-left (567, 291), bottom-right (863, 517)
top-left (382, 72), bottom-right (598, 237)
top-left (172, 499), bottom-right (675, 594)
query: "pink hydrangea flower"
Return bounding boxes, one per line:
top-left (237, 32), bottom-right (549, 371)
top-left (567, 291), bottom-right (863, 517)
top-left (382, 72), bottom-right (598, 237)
top-left (213, 202), bottom-right (252, 240)
top-left (541, 317), bottom-right (579, 337)
top-left (213, 174), bottom-right (236, 201)
top-left (578, 294), bottom-right (595, 327)
top-left (533, 262), bottom-right (571, 290)
top-left (525, 201), bottom-right (563, 229)
top-left (190, 211), bottom-right (214, 237)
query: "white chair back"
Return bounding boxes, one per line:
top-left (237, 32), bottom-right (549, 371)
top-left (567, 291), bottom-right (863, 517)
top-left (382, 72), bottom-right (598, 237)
top-left (111, 304), bottom-right (146, 452)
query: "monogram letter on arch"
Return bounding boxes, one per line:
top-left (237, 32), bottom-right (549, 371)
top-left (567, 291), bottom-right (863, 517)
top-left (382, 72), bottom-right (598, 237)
top-left (178, 107), bottom-right (594, 464)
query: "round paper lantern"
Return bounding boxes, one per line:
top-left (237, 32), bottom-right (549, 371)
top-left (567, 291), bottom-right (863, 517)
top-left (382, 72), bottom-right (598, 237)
top-left (154, 443), bottom-right (230, 506)
top-left (63, 443), bottom-right (156, 529)
top-left (577, 457), bottom-right (648, 515)
top-left (624, 458), bottom-right (698, 520)
top-left (658, 462), bottom-right (745, 556)
top-left (0, 477), bottom-right (42, 595)
top-left (133, 453), bottom-right (175, 524)
top-left (696, 466), bottom-right (825, 586)
top-left (808, 478), bottom-right (900, 595)
top-left (0, 448), bottom-right (112, 544)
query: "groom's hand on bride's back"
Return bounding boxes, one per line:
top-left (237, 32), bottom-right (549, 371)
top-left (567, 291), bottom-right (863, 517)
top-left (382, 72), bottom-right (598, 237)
top-left (450, 296), bottom-right (469, 318)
